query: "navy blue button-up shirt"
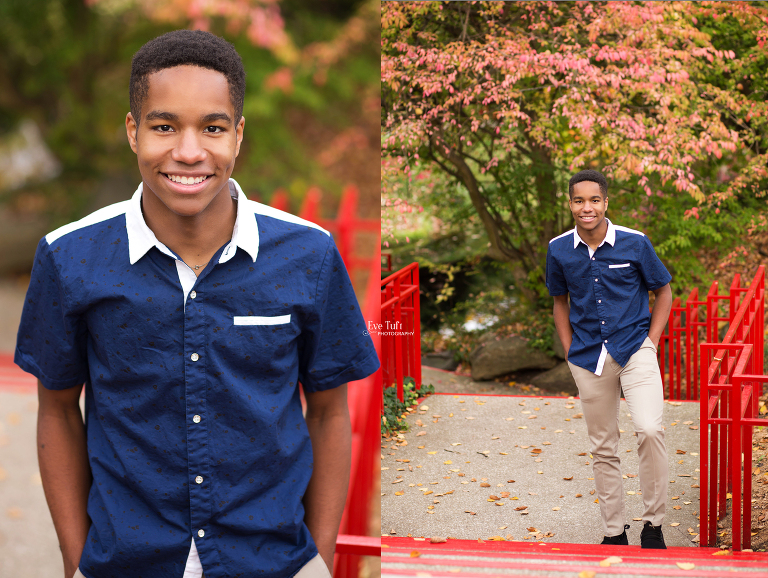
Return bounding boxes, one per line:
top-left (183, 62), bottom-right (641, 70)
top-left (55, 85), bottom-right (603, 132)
top-left (15, 179), bottom-right (380, 578)
top-left (545, 219), bottom-right (671, 375)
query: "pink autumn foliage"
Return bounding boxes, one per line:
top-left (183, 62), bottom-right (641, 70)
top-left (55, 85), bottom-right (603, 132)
top-left (381, 1), bottom-right (768, 213)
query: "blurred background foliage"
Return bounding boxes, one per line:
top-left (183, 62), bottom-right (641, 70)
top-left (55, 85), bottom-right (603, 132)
top-left (0, 0), bottom-right (379, 273)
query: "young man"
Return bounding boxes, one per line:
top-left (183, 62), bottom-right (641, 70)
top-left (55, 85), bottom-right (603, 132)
top-left (15, 30), bottom-right (379, 578)
top-left (545, 170), bottom-right (673, 548)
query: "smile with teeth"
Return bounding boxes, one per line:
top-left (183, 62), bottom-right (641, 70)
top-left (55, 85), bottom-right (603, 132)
top-left (165, 174), bottom-right (210, 185)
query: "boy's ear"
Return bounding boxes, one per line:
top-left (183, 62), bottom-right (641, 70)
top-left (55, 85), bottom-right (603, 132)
top-left (234, 116), bottom-right (245, 158)
top-left (126, 112), bottom-right (139, 153)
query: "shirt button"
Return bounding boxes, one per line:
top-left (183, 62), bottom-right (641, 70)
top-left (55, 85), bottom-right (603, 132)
top-left (598, 300), bottom-right (602, 303)
top-left (592, 257), bottom-right (595, 260)
top-left (198, 529), bottom-right (205, 538)
top-left (190, 291), bottom-right (197, 299)
top-left (605, 340), bottom-right (608, 343)
top-left (595, 278), bottom-right (599, 282)
top-left (191, 353), bottom-right (199, 362)
top-left (602, 321), bottom-right (605, 324)
top-left (195, 475), bottom-right (203, 484)
top-left (193, 415), bottom-right (201, 423)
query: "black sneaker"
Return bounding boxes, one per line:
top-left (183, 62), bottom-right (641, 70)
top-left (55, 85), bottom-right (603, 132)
top-left (640, 521), bottom-right (667, 549)
top-left (601, 524), bottom-right (630, 545)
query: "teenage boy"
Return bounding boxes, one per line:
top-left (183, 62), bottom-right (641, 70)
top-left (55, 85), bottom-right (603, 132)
top-left (15, 30), bottom-right (379, 578)
top-left (545, 170), bottom-right (673, 548)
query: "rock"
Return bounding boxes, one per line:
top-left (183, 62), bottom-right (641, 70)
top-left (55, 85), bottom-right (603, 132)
top-left (421, 351), bottom-right (459, 371)
top-left (552, 331), bottom-right (566, 360)
top-left (530, 362), bottom-right (578, 396)
top-left (469, 335), bottom-right (557, 381)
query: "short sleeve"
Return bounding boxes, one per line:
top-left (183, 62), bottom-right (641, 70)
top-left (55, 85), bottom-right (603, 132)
top-left (637, 236), bottom-right (672, 291)
top-left (14, 238), bottom-right (89, 390)
top-left (546, 244), bottom-right (568, 296)
top-left (298, 235), bottom-right (380, 392)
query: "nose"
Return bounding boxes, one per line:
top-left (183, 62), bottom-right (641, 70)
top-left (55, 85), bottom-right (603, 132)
top-left (171, 129), bottom-right (207, 165)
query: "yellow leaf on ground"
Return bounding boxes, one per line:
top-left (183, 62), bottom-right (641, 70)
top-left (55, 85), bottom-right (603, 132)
top-left (395, 492), bottom-right (404, 496)
top-left (578, 571), bottom-right (596, 578)
top-left (676, 562), bottom-right (695, 570)
top-left (670, 523), bottom-right (680, 527)
top-left (444, 460), bottom-right (452, 465)
top-left (410, 551), bottom-right (420, 558)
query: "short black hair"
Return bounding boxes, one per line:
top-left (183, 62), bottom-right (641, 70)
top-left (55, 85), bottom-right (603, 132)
top-left (568, 169), bottom-right (608, 198)
top-left (130, 30), bottom-right (246, 124)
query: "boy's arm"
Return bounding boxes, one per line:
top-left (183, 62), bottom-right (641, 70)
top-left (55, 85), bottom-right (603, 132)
top-left (552, 294), bottom-right (573, 360)
top-left (303, 384), bottom-right (351, 574)
top-left (37, 381), bottom-right (92, 578)
top-left (649, 283), bottom-right (673, 348)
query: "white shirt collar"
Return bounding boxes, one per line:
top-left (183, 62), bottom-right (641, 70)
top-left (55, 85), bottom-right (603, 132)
top-left (573, 218), bottom-right (615, 250)
top-left (125, 178), bottom-right (259, 266)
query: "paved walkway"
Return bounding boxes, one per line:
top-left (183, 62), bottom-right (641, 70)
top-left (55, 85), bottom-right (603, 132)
top-left (382, 391), bottom-right (703, 548)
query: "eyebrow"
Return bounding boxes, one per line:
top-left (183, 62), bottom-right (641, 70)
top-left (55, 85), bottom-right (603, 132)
top-left (144, 111), bottom-right (232, 124)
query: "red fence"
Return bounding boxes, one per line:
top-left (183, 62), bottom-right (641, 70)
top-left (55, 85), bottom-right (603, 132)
top-left (380, 262), bottom-right (421, 403)
top-left (699, 266), bottom-right (766, 551)
top-left (333, 251), bottom-right (383, 577)
top-left (268, 188), bottom-right (383, 576)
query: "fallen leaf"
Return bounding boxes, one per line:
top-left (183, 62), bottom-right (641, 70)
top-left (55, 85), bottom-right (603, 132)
top-left (515, 506), bottom-right (528, 511)
top-left (575, 494), bottom-right (582, 498)
top-left (499, 525), bottom-right (508, 530)
top-left (507, 480), bottom-right (515, 483)
top-left (677, 449), bottom-right (686, 454)
top-left (676, 562), bottom-right (695, 570)
top-left (552, 507), bottom-right (561, 511)
top-left (712, 550), bottom-right (730, 556)
top-left (480, 483), bottom-right (491, 487)
top-left (444, 460), bottom-right (452, 465)
top-left (673, 506), bottom-right (682, 510)
top-left (500, 492), bottom-right (510, 498)
top-left (465, 511), bottom-right (476, 515)
top-left (392, 480), bottom-right (403, 484)
top-left (410, 551), bottom-right (420, 558)
top-left (578, 572), bottom-right (596, 578)
top-left (527, 527), bottom-right (537, 532)
top-left (430, 536), bottom-right (447, 543)
top-left (563, 476), bottom-right (573, 481)
top-left (427, 451), bottom-right (437, 455)
top-left (531, 448), bottom-right (542, 454)
top-left (495, 501), bottom-right (504, 506)
top-left (394, 492), bottom-right (404, 496)
top-left (489, 495), bottom-right (500, 500)
top-left (6, 507), bottom-right (22, 519)
top-left (670, 523), bottom-right (680, 527)
top-left (416, 431), bottom-right (426, 437)
top-left (487, 535), bottom-right (505, 541)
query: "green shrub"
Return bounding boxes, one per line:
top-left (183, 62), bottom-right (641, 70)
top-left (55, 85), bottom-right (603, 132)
top-left (381, 377), bottom-right (435, 435)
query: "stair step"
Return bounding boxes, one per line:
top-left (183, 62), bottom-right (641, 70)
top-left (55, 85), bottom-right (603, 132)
top-left (382, 538), bottom-right (768, 577)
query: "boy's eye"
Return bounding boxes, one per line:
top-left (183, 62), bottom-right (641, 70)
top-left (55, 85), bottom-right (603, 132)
top-left (204, 126), bottom-right (224, 133)
top-left (154, 125), bottom-right (174, 132)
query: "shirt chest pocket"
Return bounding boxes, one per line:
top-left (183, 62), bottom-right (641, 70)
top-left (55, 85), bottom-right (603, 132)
top-left (604, 262), bottom-right (637, 284)
top-left (233, 314), bottom-right (291, 326)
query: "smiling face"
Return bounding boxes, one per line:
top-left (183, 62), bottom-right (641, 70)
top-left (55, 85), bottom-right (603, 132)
top-left (125, 65), bottom-right (244, 220)
top-left (569, 180), bottom-right (608, 237)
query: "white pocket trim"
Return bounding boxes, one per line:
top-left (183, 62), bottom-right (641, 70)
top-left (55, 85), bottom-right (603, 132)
top-left (608, 263), bottom-right (631, 269)
top-left (233, 315), bottom-right (291, 326)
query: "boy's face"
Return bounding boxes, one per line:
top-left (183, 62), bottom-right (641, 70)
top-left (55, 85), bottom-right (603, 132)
top-left (569, 180), bottom-right (608, 235)
top-left (125, 65), bottom-right (244, 219)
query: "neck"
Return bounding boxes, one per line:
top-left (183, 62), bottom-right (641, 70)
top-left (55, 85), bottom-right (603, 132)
top-left (577, 218), bottom-right (608, 250)
top-left (142, 186), bottom-right (237, 267)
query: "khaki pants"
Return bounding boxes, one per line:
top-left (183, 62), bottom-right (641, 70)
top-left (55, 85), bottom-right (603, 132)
top-left (73, 553), bottom-right (331, 578)
top-left (567, 337), bottom-right (668, 536)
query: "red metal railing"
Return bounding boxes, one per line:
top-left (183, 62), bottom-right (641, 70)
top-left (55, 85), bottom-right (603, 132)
top-left (333, 249), bottom-right (383, 578)
top-left (699, 265), bottom-right (766, 551)
top-left (380, 263), bottom-right (422, 403)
